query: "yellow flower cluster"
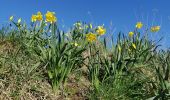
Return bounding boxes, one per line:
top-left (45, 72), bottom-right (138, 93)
top-left (151, 26), bottom-right (160, 32)
top-left (85, 25), bottom-right (106, 42)
top-left (129, 22), bottom-right (160, 38)
top-left (31, 11), bottom-right (57, 23)
top-left (135, 22), bottom-right (160, 32)
top-left (31, 11), bottom-right (43, 22)
top-left (127, 22), bottom-right (161, 51)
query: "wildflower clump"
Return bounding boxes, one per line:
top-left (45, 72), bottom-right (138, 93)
top-left (4, 10), bottom-right (169, 100)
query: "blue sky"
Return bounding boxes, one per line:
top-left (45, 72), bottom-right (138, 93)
top-left (0, 0), bottom-right (170, 48)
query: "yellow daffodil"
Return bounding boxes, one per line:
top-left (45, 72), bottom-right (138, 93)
top-left (9, 16), bottom-right (14, 21)
top-left (132, 43), bottom-right (136, 49)
top-left (136, 22), bottom-right (143, 29)
top-left (18, 18), bottom-right (21, 24)
top-left (150, 26), bottom-right (160, 32)
top-left (129, 31), bottom-right (134, 37)
top-left (36, 11), bottom-right (43, 21)
top-left (31, 11), bottom-right (43, 22)
top-left (31, 15), bottom-right (37, 22)
top-left (96, 26), bottom-right (106, 35)
top-left (86, 32), bottom-right (97, 42)
top-left (45, 11), bottom-right (57, 23)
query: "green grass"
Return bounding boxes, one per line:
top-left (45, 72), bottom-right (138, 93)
top-left (0, 16), bottom-right (170, 100)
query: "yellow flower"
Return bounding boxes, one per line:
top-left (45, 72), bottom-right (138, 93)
top-left (45, 11), bottom-right (57, 23)
top-left (18, 18), bottom-right (21, 24)
top-left (9, 16), bottom-right (14, 21)
top-left (36, 11), bottom-right (43, 21)
top-left (31, 11), bottom-right (43, 22)
top-left (86, 32), bottom-right (97, 42)
top-left (31, 15), bottom-right (37, 22)
top-left (128, 31), bottom-right (134, 37)
top-left (132, 43), bottom-right (136, 49)
top-left (150, 26), bottom-right (160, 32)
top-left (136, 22), bottom-right (143, 29)
top-left (96, 26), bottom-right (106, 35)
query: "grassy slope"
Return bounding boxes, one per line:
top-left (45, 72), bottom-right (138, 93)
top-left (0, 22), bottom-right (169, 100)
